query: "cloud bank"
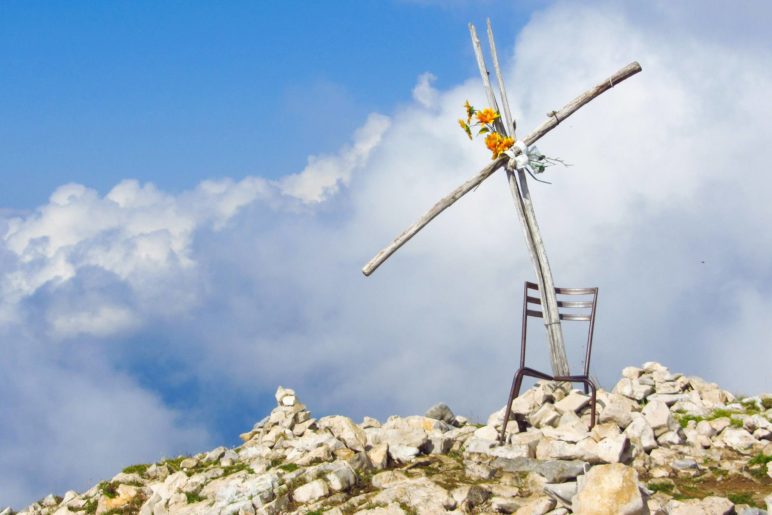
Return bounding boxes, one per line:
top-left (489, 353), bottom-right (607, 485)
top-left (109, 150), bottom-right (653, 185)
top-left (2, 1), bottom-right (771, 508)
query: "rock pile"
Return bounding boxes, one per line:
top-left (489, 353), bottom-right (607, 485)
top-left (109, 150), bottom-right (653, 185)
top-left (5, 363), bottom-right (771, 514)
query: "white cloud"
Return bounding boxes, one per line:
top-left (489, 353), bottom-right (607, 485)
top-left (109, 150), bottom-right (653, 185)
top-left (3, 1), bottom-right (772, 508)
top-left (278, 113), bottom-right (391, 203)
top-left (412, 72), bottom-right (438, 109)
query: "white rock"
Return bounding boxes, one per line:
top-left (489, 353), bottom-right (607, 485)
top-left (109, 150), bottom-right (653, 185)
top-left (554, 392), bottom-right (590, 415)
top-left (642, 400), bottom-right (677, 437)
top-left (656, 430), bottom-right (685, 446)
top-left (624, 413), bottom-right (658, 452)
top-left (599, 394), bottom-right (635, 429)
top-left (274, 386), bottom-right (296, 407)
top-left (721, 428), bottom-right (758, 453)
top-left (514, 496), bottom-right (556, 515)
top-left (371, 477), bottom-right (456, 513)
top-left (622, 367), bottom-right (642, 379)
top-left (666, 496), bottom-right (734, 514)
top-left (388, 444), bottom-right (420, 462)
top-left (292, 478), bottom-right (329, 504)
top-left (572, 463), bottom-right (645, 515)
top-left (367, 443), bottom-right (389, 470)
top-left (595, 434), bottom-right (629, 464)
top-left (530, 403), bottom-right (561, 428)
top-left (474, 425), bottom-right (500, 441)
top-left (318, 416), bottom-right (368, 452)
top-left (543, 482), bottom-right (577, 509)
top-left (325, 462), bottom-right (357, 492)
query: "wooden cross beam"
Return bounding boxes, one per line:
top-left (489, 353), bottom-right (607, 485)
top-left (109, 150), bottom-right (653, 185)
top-left (362, 19), bottom-right (641, 376)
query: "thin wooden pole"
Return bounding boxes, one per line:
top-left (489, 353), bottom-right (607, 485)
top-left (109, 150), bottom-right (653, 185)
top-left (361, 61), bottom-right (641, 276)
top-left (485, 20), bottom-right (570, 375)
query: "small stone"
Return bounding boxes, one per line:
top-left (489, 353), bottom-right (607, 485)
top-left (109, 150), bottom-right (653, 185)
top-left (451, 485), bottom-right (491, 511)
top-left (514, 496), bottom-right (556, 515)
top-left (371, 470), bottom-right (409, 489)
top-left (530, 403), bottom-right (561, 428)
top-left (621, 367), bottom-right (642, 379)
top-left (657, 430), bottom-right (685, 446)
top-left (543, 482), bottom-right (577, 509)
top-left (491, 496), bottom-right (521, 513)
top-left (318, 416), bottom-right (368, 452)
top-left (424, 403), bottom-right (457, 425)
top-left (274, 386), bottom-right (296, 407)
top-left (595, 434), bottom-right (629, 464)
top-left (572, 464), bottom-right (645, 515)
top-left (474, 425), bottom-right (501, 441)
top-left (465, 461), bottom-right (496, 480)
top-left (388, 444), bottom-right (420, 462)
top-left (325, 462), bottom-right (357, 492)
top-left (368, 442), bottom-right (389, 470)
top-left (721, 428), bottom-right (758, 453)
top-left (666, 496), bottom-right (734, 514)
top-left (642, 400), bottom-right (678, 437)
top-left (599, 394), bottom-right (634, 429)
top-left (361, 416), bottom-right (381, 429)
top-left (554, 392), bottom-right (590, 415)
top-left (179, 457), bottom-right (198, 469)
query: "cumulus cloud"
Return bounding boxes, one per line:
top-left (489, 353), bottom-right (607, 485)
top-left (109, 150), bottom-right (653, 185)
top-left (3, 0), bottom-right (772, 508)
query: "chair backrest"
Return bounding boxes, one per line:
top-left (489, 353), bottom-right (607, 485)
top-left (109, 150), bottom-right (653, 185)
top-left (520, 281), bottom-right (599, 376)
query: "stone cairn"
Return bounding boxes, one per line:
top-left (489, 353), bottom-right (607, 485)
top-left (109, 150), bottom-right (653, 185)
top-left (5, 363), bottom-right (771, 515)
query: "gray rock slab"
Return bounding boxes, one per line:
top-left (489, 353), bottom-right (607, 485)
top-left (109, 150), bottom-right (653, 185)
top-left (491, 457), bottom-right (588, 483)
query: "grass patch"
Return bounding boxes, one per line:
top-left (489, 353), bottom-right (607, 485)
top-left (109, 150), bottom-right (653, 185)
top-left (222, 462), bottom-right (251, 477)
top-left (279, 463), bottom-right (300, 472)
top-left (674, 408), bottom-right (744, 429)
top-left (748, 453), bottom-right (771, 480)
top-left (160, 456), bottom-right (188, 473)
top-left (79, 499), bottom-right (97, 514)
top-left (121, 464), bottom-right (149, 475)
top-left (762, 398), bottom-right (772, 410)
top-left (647, 482), bottom-right (674, 494)
top-left (97, 481), bottom-right (119, 499)
top-left (185, 492), bottom-right (205, 504)
top-left (727, 492), bottom-right (756, 506)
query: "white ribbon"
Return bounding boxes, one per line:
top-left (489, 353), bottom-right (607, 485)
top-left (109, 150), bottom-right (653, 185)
top-left (513, 140), bottom-right (530, 170)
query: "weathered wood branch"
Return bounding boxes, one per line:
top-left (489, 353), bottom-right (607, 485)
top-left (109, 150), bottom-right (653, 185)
top-left (484, 20), bottom-right (569, 375)
top-left (361, 61), bottom-right (642, 276)
top-left (486, 19), bottom-right (515, 138)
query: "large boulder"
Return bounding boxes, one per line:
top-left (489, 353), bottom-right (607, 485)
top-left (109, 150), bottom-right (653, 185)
top-left (572, 463), bottom-right (646, 515)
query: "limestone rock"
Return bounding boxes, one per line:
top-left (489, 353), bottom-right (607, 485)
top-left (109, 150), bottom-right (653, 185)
top-left (642, 400), bottom-right (678, 437)
top-left (572, 464), bottom-right (645, 515)
top-left (371, 477), bottom-right (456, 513)
top-left (318, 415), bottom-right (368, 452)
top-left (666, 496), bottom-right (735, 514)
top-left (424, 402), bottom-right (457, 425)
top-left (292, 478), bottom-right (329, 503)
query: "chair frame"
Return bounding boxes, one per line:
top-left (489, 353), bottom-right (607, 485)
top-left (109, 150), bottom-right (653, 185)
top-left (499, 281), bottom-right (599, 444)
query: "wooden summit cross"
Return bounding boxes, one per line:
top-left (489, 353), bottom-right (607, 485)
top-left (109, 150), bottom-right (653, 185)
top-left (362, 20), bottom-right (642, 376)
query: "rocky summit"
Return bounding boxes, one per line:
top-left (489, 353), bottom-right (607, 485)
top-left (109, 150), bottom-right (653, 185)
top-left (5, 364), bottom-right (772, 515)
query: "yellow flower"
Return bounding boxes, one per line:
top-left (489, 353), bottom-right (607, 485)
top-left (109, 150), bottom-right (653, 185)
top-left (464, 100), bottom-right (474, 123)
top-left (485, 132), bottom-right (515, 159)
top-left (458, 118), bottom-right (472, 140)
top-left (476, 108), bottom-right (499, 125)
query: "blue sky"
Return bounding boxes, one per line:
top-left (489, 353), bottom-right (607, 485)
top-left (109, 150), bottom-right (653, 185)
top-left (2, 0), bottom-right (772, 509)
top-left (0, 1), bottom-right (540, 209)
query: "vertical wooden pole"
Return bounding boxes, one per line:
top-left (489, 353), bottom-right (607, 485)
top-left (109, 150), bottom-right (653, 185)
top-left (471, 22), bottom-right (570, 376)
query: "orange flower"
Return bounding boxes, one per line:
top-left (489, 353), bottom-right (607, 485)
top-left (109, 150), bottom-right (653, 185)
top-left (485, 132), bottom-right (515, 159)
top-left (476, 108), bottom-right (499, 125)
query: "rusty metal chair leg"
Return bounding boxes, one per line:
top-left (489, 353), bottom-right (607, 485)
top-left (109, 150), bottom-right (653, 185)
top-left (499, 368), bottom-right (526, 444)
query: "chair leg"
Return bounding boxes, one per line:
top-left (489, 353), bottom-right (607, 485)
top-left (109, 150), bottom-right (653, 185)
top-left (588, 380), bottom-right (597, 429)
top-left (499, 369), bottom-right (525, 444)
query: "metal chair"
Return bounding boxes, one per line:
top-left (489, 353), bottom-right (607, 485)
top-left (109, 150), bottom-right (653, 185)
top-left (499, 281), bottom-right (599, 443)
